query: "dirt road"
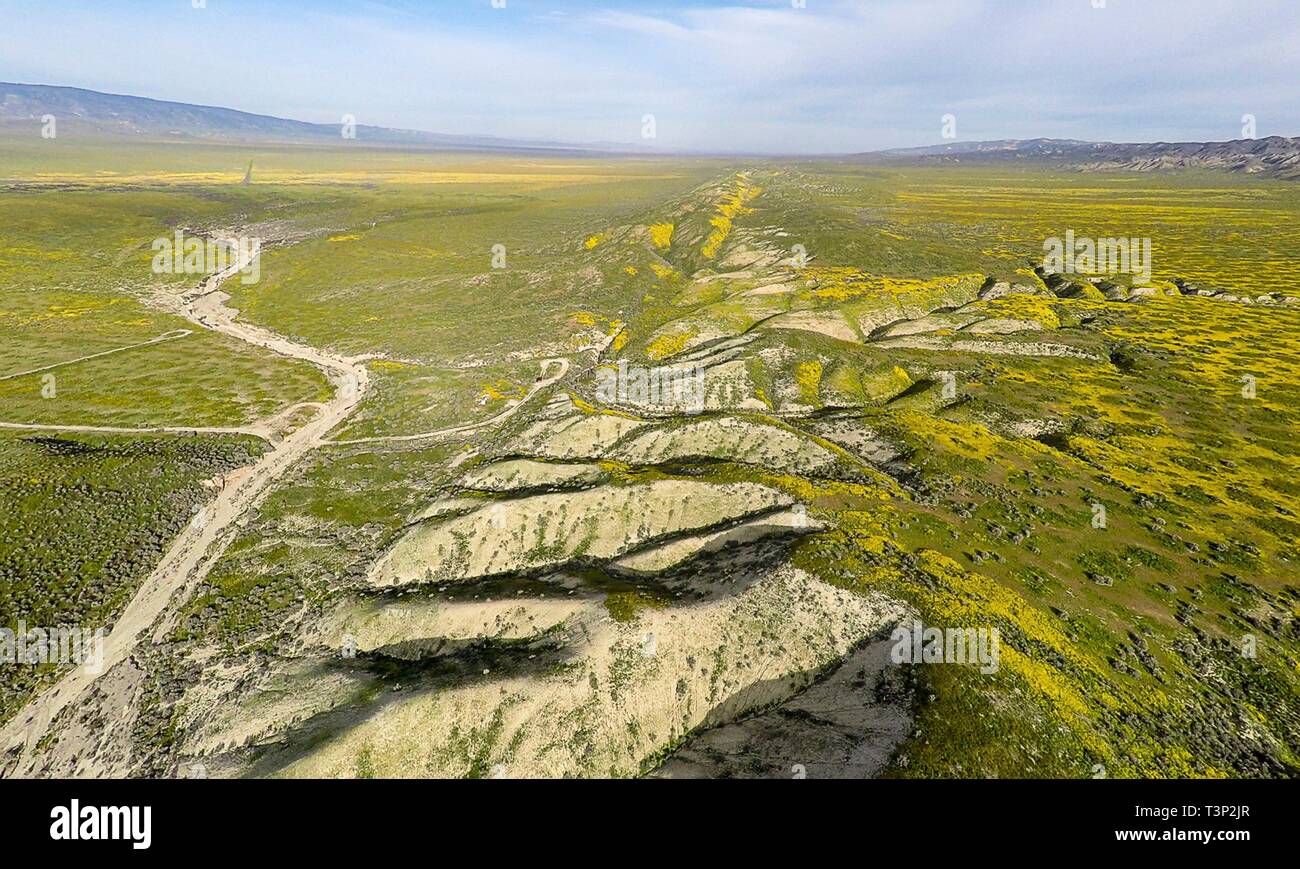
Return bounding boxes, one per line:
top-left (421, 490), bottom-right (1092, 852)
top-left (0, 231), bottom-right (580, 773)
top-left (0, 329), bottom-right (192, 382)
top-left (0, 243), bottom-right (370, 769)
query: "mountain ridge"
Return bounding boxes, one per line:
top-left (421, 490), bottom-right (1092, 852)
top-left (5, 83), bottom-right (1298, 174)
top-left (855, 136), bottom-right (1300, 178)
top-left (0, 82), bottom-right (596, 153)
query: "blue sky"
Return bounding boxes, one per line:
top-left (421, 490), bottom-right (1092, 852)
top-left (1, 0), bottom-right (1297, 153)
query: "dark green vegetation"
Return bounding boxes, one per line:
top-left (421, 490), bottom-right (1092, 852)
top-left (0, 431), bottom-right (266, 724)
top-left (789, 300), bottom-right (1300, 777)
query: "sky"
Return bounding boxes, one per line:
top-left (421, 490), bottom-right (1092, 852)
top-left (1, 0), bottom-right (1297, 154)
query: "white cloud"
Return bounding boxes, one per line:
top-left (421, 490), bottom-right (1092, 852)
top-left (0, 0), bottom-right (1296, 152)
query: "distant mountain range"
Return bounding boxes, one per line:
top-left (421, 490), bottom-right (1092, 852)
top-left (4, 83), bottom-right (1298, 175)
top-left (857, 136), bottom-right (1300, 179)
top-left (0, 82), bottom-right (594, 153)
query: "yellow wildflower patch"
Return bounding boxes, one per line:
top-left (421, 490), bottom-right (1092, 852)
top-left (648, 223), bottom-right (675, 250)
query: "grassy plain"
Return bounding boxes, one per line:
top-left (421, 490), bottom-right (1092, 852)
top-left (2, 135), bottom-right (1297, 777)
top-left (0, 431), bottom-right (265, 724)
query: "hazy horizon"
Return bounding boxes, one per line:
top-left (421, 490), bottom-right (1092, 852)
top-left (2, 0), bottom-right (1298, 154)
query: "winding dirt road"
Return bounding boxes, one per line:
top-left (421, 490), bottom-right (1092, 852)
top-left (0, 244), bottom-right (370, 769)
top-left (0, 238), bottom-right (573, 774)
